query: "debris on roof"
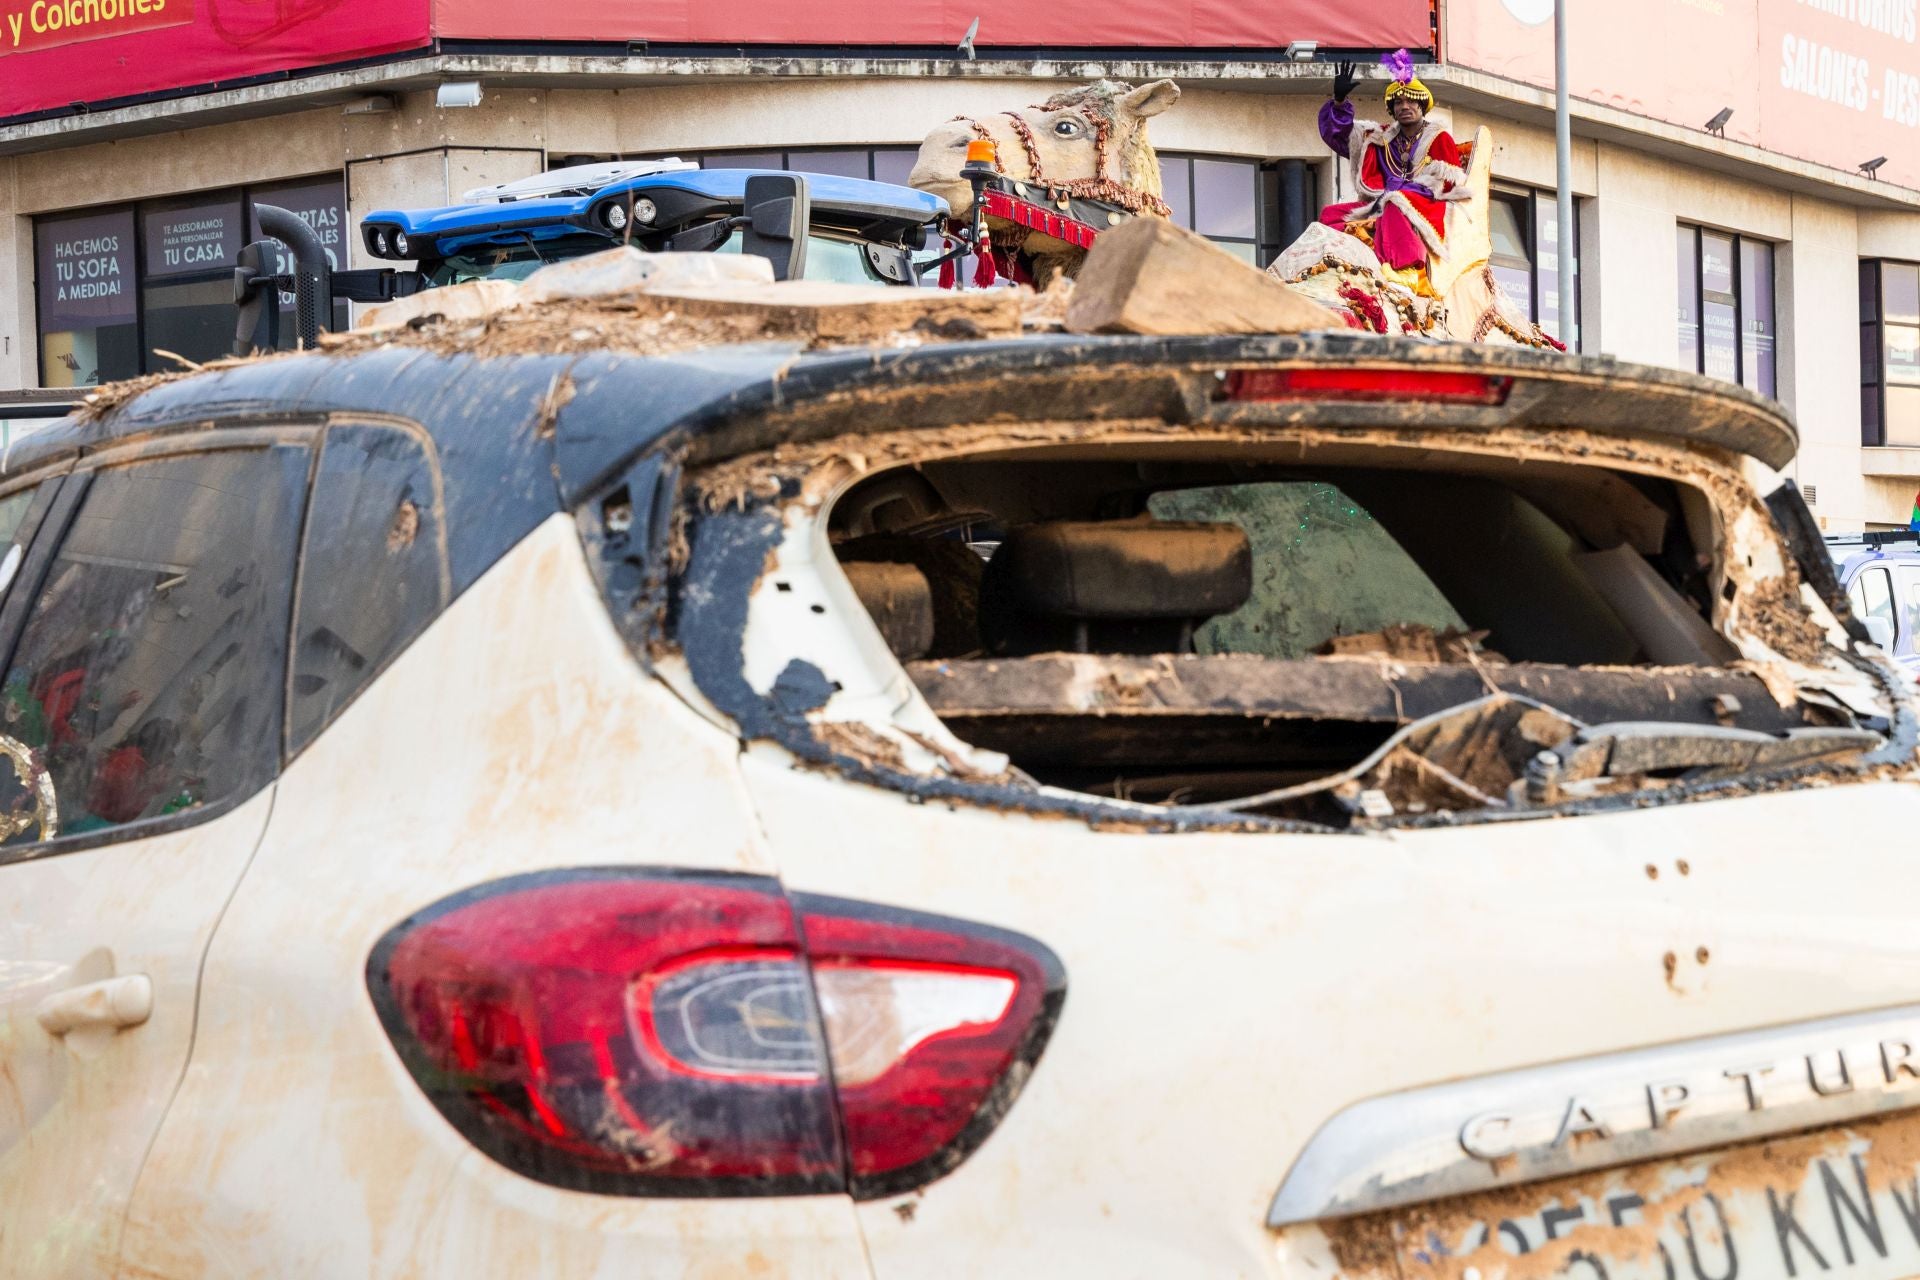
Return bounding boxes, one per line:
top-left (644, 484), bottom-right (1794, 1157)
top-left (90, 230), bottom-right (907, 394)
top-left (1063, 217), bottom-right (1342, 337)
top-left (326, 247), bottom-right (1027, 361)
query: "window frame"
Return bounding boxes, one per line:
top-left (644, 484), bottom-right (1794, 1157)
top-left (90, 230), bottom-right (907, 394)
top-left (0, 424), bottom-right (319, 867)
top-left (1856, 564), bottom-right (1897, 633)
top-left (1861, 258), bottom-right (1920, 447)
top-left (1157, 152), bottom-right (1283, 267)
top-left (1894, 563), bottom-right (1920, 649)
top-left (1677, 223), bottom-right (1776, 397)
top-left (282, 417), bottom-right (453, 765)
top-left (33, 174), bottom-right (348, 388)
top-left (1488, 184), bottom-right (1584, 351)
top-left (670, 147), bottom-right (922, 186)
top-left (618, 145), bottom-right (1290, 271)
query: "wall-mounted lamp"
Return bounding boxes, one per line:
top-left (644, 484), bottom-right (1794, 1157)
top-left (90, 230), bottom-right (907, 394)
top-left (1862, 156), bottom-right (1888, 178)
top-left (1704, 107), bottom-right (1732, 137)
top-left (1286, 40), bottom-right (1319, 61)
top-left (436, 81), bottom-right (484, 109)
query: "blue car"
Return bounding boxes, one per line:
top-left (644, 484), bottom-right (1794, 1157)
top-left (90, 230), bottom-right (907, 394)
top-left (357, 160), bottom-right (950, 289)
top-left (1830, 531), bottom-right (1920, 669)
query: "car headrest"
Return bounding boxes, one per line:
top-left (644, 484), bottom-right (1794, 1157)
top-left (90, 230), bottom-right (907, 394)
top-left (841, 560), bottom-right (935, 661)
top-left (987, 520), bottom-right (1252, 619)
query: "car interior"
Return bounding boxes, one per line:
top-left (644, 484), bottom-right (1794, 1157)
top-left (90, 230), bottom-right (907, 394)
top-left (819, 442), bottom-right (1874, 824)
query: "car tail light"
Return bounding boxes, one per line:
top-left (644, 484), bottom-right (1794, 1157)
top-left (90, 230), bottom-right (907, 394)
top-left (367, 870), bottom-right (1064, 1199)
top-left (1220, 367), bottom-right (1515, 404)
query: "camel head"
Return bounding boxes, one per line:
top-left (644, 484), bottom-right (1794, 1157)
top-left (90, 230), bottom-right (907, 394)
top-left (909, 78), bottom-right (1181, 218)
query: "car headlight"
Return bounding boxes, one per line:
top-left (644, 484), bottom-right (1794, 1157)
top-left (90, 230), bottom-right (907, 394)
top-left (604, 203), bottom-right (629, 231)
top-left (372, 227), bottom-right (391, 256)
top-left (632, 198), bottom-right (657, 225)
top-left (393, 230), bottom-right (411, 257)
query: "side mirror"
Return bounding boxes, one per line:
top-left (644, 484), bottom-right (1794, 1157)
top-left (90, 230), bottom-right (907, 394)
top-left (1864, 614), bottom-right (1896, 651)
top-left (232, 239), bottom-right (282, 357)
top-left (740, 174), bottom-right (810, 281)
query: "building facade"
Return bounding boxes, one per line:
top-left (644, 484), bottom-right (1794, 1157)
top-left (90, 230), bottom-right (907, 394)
top-left (4, 1), bottom-right (1920, 528)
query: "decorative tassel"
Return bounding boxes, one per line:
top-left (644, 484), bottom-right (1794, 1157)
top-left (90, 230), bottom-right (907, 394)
top-left (938, 257), bottom-right (956, 289)
top-left (972, 230), bottom-right (997, 288)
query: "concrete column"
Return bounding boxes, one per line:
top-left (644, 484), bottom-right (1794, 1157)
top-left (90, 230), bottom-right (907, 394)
top-left (0, 160), bottom-right (35, 392)
top-left (1776, 196), bottom-right (1862, 529)
top-left (1582, 173), bottom-right (1674, 370)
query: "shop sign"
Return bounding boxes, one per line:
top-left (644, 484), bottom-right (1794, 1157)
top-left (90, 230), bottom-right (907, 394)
top-left (432, 0), bottom-right (1435, 55)
top-left (1447, 0), bottom-right (1920, 189)
top-left (143, 196), bottom-right (242, 279)
top-left (36, 209), bottom-right (136, 332)
top-left (2, 0), bottom-right (191, 55)
top-left (0, 0), bottom-right (430, 120)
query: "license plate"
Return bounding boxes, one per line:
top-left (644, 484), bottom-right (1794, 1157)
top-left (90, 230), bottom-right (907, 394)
top-left (1323, 1113), bottom-right (1920, 1280)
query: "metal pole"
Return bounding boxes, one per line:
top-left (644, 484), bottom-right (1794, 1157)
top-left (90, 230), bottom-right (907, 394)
top-left (1554, 0), bottom-right (1575, 346)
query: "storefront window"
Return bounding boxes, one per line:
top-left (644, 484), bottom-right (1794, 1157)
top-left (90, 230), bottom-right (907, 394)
top-left (252, 178), bottom-right (350, 339)
top-left (141, 194), bottom-right (244, 370)
top-left (1486, 187), bottom-right (1582, 350)
top-left (1678, 224), bottom-right (1775, 397)
top-left (1740, 241), bottom-right (1777, 396)
top-left (35, 210), bottom-right (139, 389)
top-left (1861, 259), bottom-right (1920, 447)
top-left (1677, 227), bottom-right (1700, 368)
top-left (1159, 154), bottom-right (1279, 265)
top-left (694, 148), bottom-right (921, 184)
top-left (33, 175), bottom-right (347, 386)
top-left (640, 146), bottom-right (1284, 274)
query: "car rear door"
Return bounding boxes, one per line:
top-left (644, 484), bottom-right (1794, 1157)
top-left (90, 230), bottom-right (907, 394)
top-left (741, 741), bottom-right (1920, 1278)
top-left (720, 477), bottom-right (1920, 1279)
top-left (0, 435), bottom-right (310, 1278)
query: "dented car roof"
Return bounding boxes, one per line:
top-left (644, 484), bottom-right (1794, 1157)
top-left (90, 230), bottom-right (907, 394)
top-left (21, 334), bottom-right (1799, 507)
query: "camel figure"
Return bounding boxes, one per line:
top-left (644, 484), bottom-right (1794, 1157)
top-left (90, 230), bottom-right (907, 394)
top-left (908, 81), bottom-right (1561, 348)
top-left (908, 79), bottom-right (1179, 286)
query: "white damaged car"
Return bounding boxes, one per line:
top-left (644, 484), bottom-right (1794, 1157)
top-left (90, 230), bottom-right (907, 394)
top-left (2, 324), bottom-right (1917, 1280)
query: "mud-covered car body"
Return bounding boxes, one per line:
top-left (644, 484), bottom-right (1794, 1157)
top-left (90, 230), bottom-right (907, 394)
top-left (4, 332), bottom-right (1919, 1280)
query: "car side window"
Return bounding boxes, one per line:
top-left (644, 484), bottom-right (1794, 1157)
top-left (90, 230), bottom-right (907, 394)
top-left (1858, 566), bottom-right (1896, 629)
top-left (1895, 565), bottom-right (1920, 640)
top-left (287, 423), bottom-right (449, 758)
top-left (0, 447), bottom-right (308, 848)
top-left (0, 483), bottom-right (56, 605)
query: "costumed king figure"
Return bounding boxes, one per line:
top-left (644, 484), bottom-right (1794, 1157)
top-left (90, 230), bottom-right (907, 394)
top-left (1317, 49), bottom-right (1468, 295)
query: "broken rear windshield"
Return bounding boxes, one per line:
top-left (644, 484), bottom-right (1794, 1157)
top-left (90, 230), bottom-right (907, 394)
top-left (776, 438), bottom-right (1883, 828)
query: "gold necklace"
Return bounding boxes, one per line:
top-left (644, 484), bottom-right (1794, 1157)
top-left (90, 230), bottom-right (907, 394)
top-left (1381, 128), bottom-right (1420, 177)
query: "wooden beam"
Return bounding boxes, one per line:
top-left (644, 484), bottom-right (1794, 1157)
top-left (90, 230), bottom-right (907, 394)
top-left (907, 654), bottom-right (1805, 763)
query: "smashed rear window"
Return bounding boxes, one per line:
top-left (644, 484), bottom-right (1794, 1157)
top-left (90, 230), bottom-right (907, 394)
top-left (790, 441), bottom-right (1881, 827)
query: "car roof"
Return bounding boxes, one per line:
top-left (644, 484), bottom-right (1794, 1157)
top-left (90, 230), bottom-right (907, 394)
top-left (18, 335), bottom-right (1801, 509)
top-left (1832, 544), bottom-right (1920, 574)
top-left (369, 169), bottom-right (949, 244)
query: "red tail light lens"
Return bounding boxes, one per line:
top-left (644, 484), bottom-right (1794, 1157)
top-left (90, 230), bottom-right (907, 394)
top-left (367, 871), bottom-right (1065, 1199)
top-left (795, 893), bottom-right (1061, 1198)
top-left (1221, 367), bottom-right (1515, 404)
